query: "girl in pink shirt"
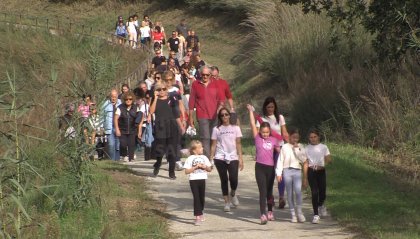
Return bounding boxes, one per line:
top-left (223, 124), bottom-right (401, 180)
top-left (247, 104), bottom-right (280, 225)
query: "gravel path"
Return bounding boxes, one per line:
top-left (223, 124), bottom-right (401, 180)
top-left (126, 154), bottom-right (353, 239)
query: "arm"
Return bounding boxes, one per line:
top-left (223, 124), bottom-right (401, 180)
top-left (276, 149), bottom-right (284, 182)
top-left (185, 164), bottom-right (199, 174)
top-left (303, 161), bottom-right (308, 189)
top-left (236, 137), bottom-right (244, 171)
top-left (188, 85), bottom-right (196, 128)
top-left (247, 104), bottom-right (258, 137)
top-left (114, 114), bottom-right (121, 137)
top-left (210, 139), bottom-right (217, 160)
top-left (137, 113), bottom-right (144, 139)
top-left (325, 154), bottom-right (332, 165)
top-left (281, 125), bottom-right (289, 143)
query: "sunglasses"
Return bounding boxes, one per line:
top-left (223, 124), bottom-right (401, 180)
top-left (187, 50), bottom-right (192, 52)
top-left (202, 74), bottom-right (210, 77)
top-left (220, 113), bottom-right (230, 117)
top-left (155, 88), bottom-right (167, 92)
top-left (155, 77), bottom-right (161, 79)
top-left (125, 98), bottom-right (133, 101)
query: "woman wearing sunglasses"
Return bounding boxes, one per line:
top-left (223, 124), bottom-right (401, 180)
top-left (210, 107), bottom-right (244, 212)
top-left (114, 92), bottom-right (143, 162)
top-left (149, 82), bottom-right (185, 179)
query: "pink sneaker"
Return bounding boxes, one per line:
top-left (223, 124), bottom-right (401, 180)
top-left (267, 211), bottom-right (275, 221)
top-left (260, 214), bottom-right (268, 225)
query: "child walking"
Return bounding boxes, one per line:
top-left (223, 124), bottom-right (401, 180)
top-left (276, 128), bottom-right (308, 223)
top-left (304, 128), bottom-right (332, 224)
top-left (247, 104), bottom-right (280, 225)
top-left (183, 140), bottom-right (213, 226)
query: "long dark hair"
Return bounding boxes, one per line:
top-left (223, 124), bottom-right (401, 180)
top-left (262, 96), bottom-right (279, 124)
top-left (308, 127), bottom-right (324, 141)
top-left (217, 107), bottom-right (231, 128)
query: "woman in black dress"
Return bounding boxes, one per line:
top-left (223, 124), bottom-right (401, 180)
top-left (149, 82), bottom-right (185, 179)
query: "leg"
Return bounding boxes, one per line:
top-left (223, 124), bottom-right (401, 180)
top-left (197, 118), bottom-right (217, 158)
top-left (255, 163), bottom-right (268, 215)
top-left (199, 179), bottom-right (206, 214)
top-left (214, 159), bottom-right (229, 198)
top-left (119, 134), bottom-right (128, 158)
top-left (283, 169), bottom-right (295, 211)
top-left (127, 134), bottom-right (136, 161)
top-left (292, 169), bottom-right (303, 214)
top-left (190, 180), bottom-right (201, 216)
top-left (318, 169), bottom-right (327, 206)
top-left (227, 160), bottom-right (239, 195)
top-left (308, 168), bottom-right (320, 215)
top-left (267, 166), bottom-right (275, 212)
top-left (167, 136), bottom-right (179, 178)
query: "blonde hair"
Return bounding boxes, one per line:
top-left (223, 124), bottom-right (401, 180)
top-left (189, 140), bottom-right (202, 155)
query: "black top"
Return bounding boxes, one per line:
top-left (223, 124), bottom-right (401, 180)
top-left (154, 98), bottom-right (179, 139)
top-left (168, 37), bottom-right (180, 52)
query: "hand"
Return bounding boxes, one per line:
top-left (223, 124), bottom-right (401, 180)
top-left (277, 175), bottom-right (282, 183)
top-left (231, 108), bottom-right (235, 113)
top-left (189, 120), bottom-right (195, 128)
top-left (246, 104), bottom-right (254, 112)
top-left (239, 160), bottom-right (244, 171)
top-left (147, 115), bottom-right (152, 123)
top-left (302, 179), bottom-right (308, 189)
top-left (154, 90), bottom-right (159, 97)
top-left (181, 125), bottom-right (186, 135)
top-left (115, 129), bottom-right (121, 137)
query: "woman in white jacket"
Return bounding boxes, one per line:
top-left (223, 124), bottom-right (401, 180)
top-left (276, 127), bottom-right (308, 223)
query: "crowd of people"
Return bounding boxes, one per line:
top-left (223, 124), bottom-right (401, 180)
top-left (59, 15), bottom-right (332, 227)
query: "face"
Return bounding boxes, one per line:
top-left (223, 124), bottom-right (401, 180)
top-left (155, 51), bottom-right (161, 56)
top-left (266, 102), bottom-right (275, 116)
top-left (169, 59), bottom-right (175, 66)
top-left (140, 83), bottom-right (147, 92)
top-left (191, 31), bottom-right (195, 36)
top-left (122, 86), bottom-right (129, 93)
top-left (124, 95), bottom-right (133, 106)
top-left (201, 69), bottom-right (211, 82)
top-left (309, 133), bottom-right (320, 145)
top-left (259, 127), bottom-right (271, 139)
top-left (110, 91), bottom-right (118, 104)
top-left (289, 133), bottom-right (300, 145)
top-left (170, 52), bottom-right (176, 59)
top-left (155, 74), bottom-right (162, 82)
top-left (194, 144), bottom-right (204, 155)
top-left (84, 96), bottom-right (91, 103)
top-left (211, 69), bottom-right (219, 78)
top-left (155, 86), bottom-right (168, 97)
top-left (172, 32), bottom-right (176, 38)
top-left (219, 110), bottom-right (230, 124)
top-left (187, 49), bottom-right (192, 56)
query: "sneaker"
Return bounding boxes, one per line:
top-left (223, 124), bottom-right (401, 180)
top-left (319, 205), bottom-right (328, 217)
top-left (297, 213), bottom-right (306, 223)
top-left (224, 203), bottom-right (231, 212)
top-left (152, 167), bottom-right (159, 177)
top-left (200, 214), bottom-right (205, 222)
top-left (231, 195), bottom-right (239, 207)
top-left (175, 161), bottom-right (183, 171)
top-left (133, 154), bottom-right (137, 160)
top-left (123, 156), bottom-right (129, 162)
top-left (267, 211), bottom-right (275, 221)
top-left (291, 215), bottom-right (298, 223)
top-left (169, 175), bottom-right (177, 180)
top-left (260, 214), bottom-right (268, 225)
top-left (312, 215), bottom-right (320, 224)
top-left (278, 198), bottom-right (286, 209)
top-left (194, 218), bottom-right (201, 226)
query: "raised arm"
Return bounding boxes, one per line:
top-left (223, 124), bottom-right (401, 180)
top-left (247, 104), bottom-right (258, 137)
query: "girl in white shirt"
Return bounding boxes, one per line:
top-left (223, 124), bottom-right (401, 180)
top-left (304, 129), bottom-right (332, 224)
top-left (184, 140), bottom-right (212, 226)
top-left (276, 128), bottom-right (308, 223)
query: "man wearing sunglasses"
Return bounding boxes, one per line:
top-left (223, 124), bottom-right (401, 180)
top-left (189, 65), bottom-right (222, 158)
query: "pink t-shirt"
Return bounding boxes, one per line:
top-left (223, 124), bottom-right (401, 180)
top-left (255, 135), bottom-right (279, 166)
top-left (78, 104), bottom-right (90, 118)
top-left (211, 125), bottom-right (242, 161)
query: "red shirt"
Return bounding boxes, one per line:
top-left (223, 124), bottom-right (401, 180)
top-left (214, 78), bottom-right (232, 101)
top-left (189, 79), bottom-right (221, 120)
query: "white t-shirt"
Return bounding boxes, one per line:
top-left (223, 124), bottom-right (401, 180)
top-left (276, 143), bottom-right (307, 176)
top-left (183, 155), bottom-right (212, 180)
top-left (140, 26), bottom-right (151, 38)
top-left (256, 114), bottom-right (286, 135)
top-left (211, 125), bottom-right (242, 161)
top-left (139, 103), bottom-right (150, 127)
top-left (305, 143), bottom-right (330, 167)
top-left (127, 22), bottom-right (137, 34)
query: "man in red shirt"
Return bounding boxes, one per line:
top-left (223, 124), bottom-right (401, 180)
top-left (211, 66), bottom-right (234, 112)
top-left (188, 65), bottom-right (222, 157)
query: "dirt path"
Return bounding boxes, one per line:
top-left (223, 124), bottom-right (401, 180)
top-left (126, 154), bottom-right (353, 239)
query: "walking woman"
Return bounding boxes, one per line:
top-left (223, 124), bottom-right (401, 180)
top-left (149, 82), bottom-right (185, 179)
top-left (256, 97), bottom-right (289, 208)
top-left (247, 104), bottom-right (280, 225)
top-left (114, 92), bottom-right (142, 162)
top-left (210, 107), bottom-right (244, 212)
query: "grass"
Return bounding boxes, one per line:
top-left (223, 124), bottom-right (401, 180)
top-left (327, 143), bottom-right (420, 238)
top-left (59, 161), bottom-right (174, 239)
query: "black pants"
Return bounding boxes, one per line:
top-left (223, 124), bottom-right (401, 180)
top-left (190, 179), bottom-right (206, 216)
top-left (255, 162), bottom-right (275, 215)
top-left (214, 159), bottom-right (239, 196)
top-left (119, 134), bottom-right (136, 160)
top-left (95, 136), bottom-right (106, 159)
top-left (308, 168), bottom-right (327, 215)
top-left (153, 137), bottom-right (178, 177)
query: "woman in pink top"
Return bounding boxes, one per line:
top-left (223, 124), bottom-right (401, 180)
top-left (247, 104), bottom-right (280, 225)
top-left (210, 107), bottom-right (244, 213)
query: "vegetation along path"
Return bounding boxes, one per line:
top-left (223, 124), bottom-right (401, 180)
top-left (126, 153), bottom-right (353, 238)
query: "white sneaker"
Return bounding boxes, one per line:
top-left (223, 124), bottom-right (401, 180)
top-left (312, 215), bottom-right (320, 224)
top-left (231, 195), bottom-right (239, 207)
top-left (224, 203), bottom-right (231, 212)
top-left (291, 215), bottom-right (298, 223)
top-left (297, 213), bottom-right (306, 223)
top-left (319, 205), bottom-right (328, 217)
top-left (133, 154), bottom-right (137, 160)
top-left (175, 161), bottom-right (183, 171)
top-left (123, 156), bottom-right (129, 162)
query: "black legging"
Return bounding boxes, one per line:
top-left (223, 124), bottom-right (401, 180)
top-left (308, 168), bottom-right (327, 215)
top-left (255, 162), bottom-right (275, 215)
top-left (190, 179), bottom-right (206, 216)
top-left (214, 159), bottom-right (239, 196)
top-left (153, 137), bottom-right (178, 177)
top-left (119, 134), bottom-right (136, 160)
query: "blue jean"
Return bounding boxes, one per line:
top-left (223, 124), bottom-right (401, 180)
top-left (283, 168), bottom-right (303, 213)
top-left (197, 118), bottom-right (217, 158)
top-left (107, 130), bottom-right (120, 161)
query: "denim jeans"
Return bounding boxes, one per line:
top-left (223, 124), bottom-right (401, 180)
top-left (283, 168), bottom-right (303, 213)
top-left (107, 130), bottom-right (120, 160)
top-left (197, 118), bottom-right (217, 158)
